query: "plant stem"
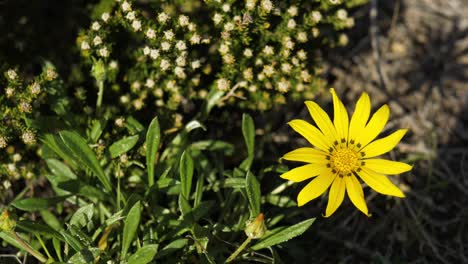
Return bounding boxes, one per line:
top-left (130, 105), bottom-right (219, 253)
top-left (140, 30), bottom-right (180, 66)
top-left (96, 80), bottom-right (104, 115)
top-left (11, 232), bottom-right (47, 263)
top-left (225, 237), bottom-right (252, 263)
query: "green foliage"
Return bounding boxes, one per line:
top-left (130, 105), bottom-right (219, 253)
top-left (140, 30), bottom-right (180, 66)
top-left (0, 0), bottom-right (370, 262)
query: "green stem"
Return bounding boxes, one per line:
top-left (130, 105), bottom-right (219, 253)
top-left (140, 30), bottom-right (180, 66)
top-left (225, 237), bottom-right (252, 263)
top-left (96, 80), bottom-right (104, 115)
top-left (11, 232), bottom-right (47, 263)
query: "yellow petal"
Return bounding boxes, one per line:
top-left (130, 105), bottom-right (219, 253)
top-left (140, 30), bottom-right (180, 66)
top-left (297, 170), bottom-right (336, 206)
top-left (345, 175), bottom-right (369, 216)
top-left (330, 88), bottom-right (349, 143)
top-left (348, 92), bottom-right (370, 146)
top-left (357, 105), bottom-right (390, 149)
top-left (324, 176), bottom-right (346, 217)
top-left (304, 101), bottom-right (338, 142)
top-left (357, 167), bottom-right (405, 197)
top-left (363, 159), bottom-right (412, 175)
top-left (288, 119), bottom-right (331, 151)
top-left (282, 147), bottom-right (328, 164)
top-left (361, 129), bottom-right (407, 158)
top-left (280, 164), bottom-right (327, 182)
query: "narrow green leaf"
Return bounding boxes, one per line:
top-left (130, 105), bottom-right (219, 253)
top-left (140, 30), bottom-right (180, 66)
top-left (41, 134), bottom-right (78, 169)
top-left (178, 195), bottom-right (192, 216)
top-left (222, 178), bottom-right (246, 188)
top-left (88, 119), bottom-right (106, 143)
top-left (241, 114), bottom-right (255, 169)
top-left (11, 196), bottom-right (70, 212)
top-left (251, 218), bottom-right (316, 250)
top-left (203, 89), bottom-right (225, 116)
top-left (185, 120), bottom-right (206, 132)
top-left (146, 116), bottom-right (160, 187)
top-left (109, 135), bottom-right (139, 159)
top-left (61, 229), bottom-right (85, 251)
top-left (127, 244), bottom-right (158, 264)
top-left (46, 159), bottom-right (77, 180)
top-left (155, 239), bottom-right (188, 259)
top-left (126, 116), bottom-right (145, 134)
top-left (16, 221), bottom-right (64, 242)
top-left (179, 150), bottom-right (194, 199)
top-left (246, 172), bottom-right (261, 218)
top-left (59, 130), bottom-right (112, 192)
top-left (191, 140), bottom-right (234, 155)
top-left (122, 201), bottom-right (142, 258)
top-left (67, 248), bottom-right (100, 264)
top-left (40, 210), bottom-right (63, 231)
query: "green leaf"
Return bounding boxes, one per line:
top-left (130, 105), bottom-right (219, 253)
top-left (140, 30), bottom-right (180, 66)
top-left (11, 196), bottom-right (70, 212)
top-left (190, 140), bottom-right (234, 155)
top-left (185, 120), bottom-right (206, 132)
top-left (41, 134), bottom-right (78, 169)
top-left (241, 114), bottom-right (255, 169)
top-left (203, 89), bottom-right (225, 116)
top-left (61, 229), bottom-right (85, 251)
top-left (88, 119), bottom-right (106, 143)
top-left (40, 210), bottom-right (63, 231)
top-left (155, 239), bottom-right (188, 259)
top-left (109, 134), bottom-right (139, 159)
top-left (127, 244), bottom-right (158, 264)
top-left (59, 130), bottom-right (112, 192)
top-left (246, 171), bottom-right (261, 218)
top-left (251, 218), bottom-right (316, 250)
top-left (126, 116), bottom-right (145, 134)
top-left (67, 248), bottom-right (100, 264)
top-left (266, 195), bottom-right (296, 208)
top-left (222, 178), bottom-right (246, 188)
top-left (146, 116), bottom-right (160, 187)
top-left (122, 201), bottom-right (142, 258)
top-left (179, 150), bottom-right (194, 199)
top-left (178, 195), bottom-right (192, 216)
top-left (16, 220), bottom-right (64, 242)
top-left (46, 159), bottom-right (77, 180)
top-left (70, 204), bottom-right (94, 229)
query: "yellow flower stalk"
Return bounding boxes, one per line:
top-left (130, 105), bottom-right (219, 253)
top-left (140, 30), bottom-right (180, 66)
top-left (281, 88), bottom-right (412, 217)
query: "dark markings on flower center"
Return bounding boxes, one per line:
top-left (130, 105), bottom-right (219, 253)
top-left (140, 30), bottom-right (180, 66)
top-left (329, 147), bottom-right (334, 153)
top-left (360, 152), bottom-right (365, 157)
top-left (334, 141), bottom-right (338, 146)
top-left (341, 138), bottom-right (346, 143)
top-left (350, 139), bottom-right (355, 144)
top-left (356, 143), bottom-right (362, 148)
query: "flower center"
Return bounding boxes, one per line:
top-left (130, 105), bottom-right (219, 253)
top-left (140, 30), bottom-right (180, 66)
top-left (330, 148), bottom-right (359, 175)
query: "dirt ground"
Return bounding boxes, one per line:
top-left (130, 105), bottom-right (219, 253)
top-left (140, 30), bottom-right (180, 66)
top-left (304, 0), bottom-right (468, 262)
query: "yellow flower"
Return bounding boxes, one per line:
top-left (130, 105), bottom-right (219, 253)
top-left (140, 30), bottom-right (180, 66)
top-left (281, 88), bottom-right (412, 217)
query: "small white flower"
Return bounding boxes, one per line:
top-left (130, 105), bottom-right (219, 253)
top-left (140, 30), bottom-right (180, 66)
top-left (337, 9), bottom-right (348, 20)
top-left (120, 94), bottom-right (130, 104)
top-left (190, 34), bottom-right (201, 44)
top-left (281, 63), bottom-right (292, 73)
top-left (146, 28), bottom-right (156, 39)
top-left (311, 27), bottom-right (320, 37)
top-left (218, 43), bottom-right (230, 54)
top-left (178, 15), bottom-right (189, 26)
top-left (145, 78), bottom-right (155, 88)
top-left (132, 81), bottom-right (141, 91)
top-left (277, 78), bottom-right (290, 93)
top-left (101, 12), bottom-right (110, 22)
top-left (158, 12), bottom-right (170, 23)
top-left (243, 68), bottom-right (253, 80)
top-left (243, 48), bottom-right (253, 58)
top-left (121, 1), bottom-right (131, 11)
top-left (329, 0), bottom-right (341, 5)
top-left (301, 70), bottom-right (311, 82)
top-left (0, 137), bottom-right (7, 149)
top-left (311, 11), bottom-right (322, 23)
top-left (263, 45), bottom-right (274, 55)
top-left (19, 101), bottom-right (31, 113)
top-left (174, 66), bottom-right (186, 79)
top-left (222, 3), bottom-right (230, 12)
top-left (115, 117), bottom-right (125, 128)
top-left (287, 19), bottom-right (296, 29)
top-left (161, 41), bottom-right (171, 51)
top-left (213, 13), bottom-right (223, 25)
top-left (176, 40), bottom-right (187, 51)
top-left (3, 180), bottom-right (11, 190)
top-left (153, 88), bottom-right (164, 98)
top-left (338, 33), bottom-right (349, 46)
top-left (6, 69), bottom-right (17, 80)
top-left (297, 49), bottom-right (307, 60)
top-left (297, 31), bottom-right (308, 42)
top-left (260, 0), bottom-right (273, 13)
top-left (109, 61), bottom-right (118, 69)
top-left (283, 37), bottom-right (295, 50)
top-left (93, 36), bottom-right (103, 46)
top-left (245, 0), bottom-right (256, 10)
top-left (30, 82), bottom-right (41, 95)
top-left (132, 20), bottom-right (142, 31)
top-left (126, 11), bottom-right (136, 21)
top-left (5, 87), bottom-right (14, 97)
top-left (160, 59), bottom-right (170, 70)
top-left (188, 22), bottom-right (197, 31)
top-left (99, 47), bottom-right (109, 57)
top-left (287, 6), bottom-right (298, 16)
top-left (216, 78), bottom-right (230, 91)
top-left (21, 130), bottom-right (36, 145)
top-left (7, 163), bottom-right (16, 172)
top-left (143, 46), bottom-right (151, 55)
top-left (164, 30), bottom-right (174, 40)
top-left (13, 153), bottom-right (22, 162)
top-left (224, 22), bottom-right (234, 31)
top-left (176, 56), bottom-right (186, 66)
top-left (92, 21), bottom-right (101, 31)
top-left (248, 85), bottom-right (257, 92)
top-left (223, 54), bottom-right (235, 64)
top-left (262, 64), bottom-right (275, 77)
top-left (150, 49), bottom-right (159, 59)
top-left (191, 60), bottom-right (201, 69)
top-left (81, 41), bottom-right (90, 50)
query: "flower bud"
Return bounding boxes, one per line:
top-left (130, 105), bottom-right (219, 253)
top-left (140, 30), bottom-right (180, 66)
top-left (0, 210), bottom-right (16, 232)
top-left (244, 213), bottom-right (266, 239)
